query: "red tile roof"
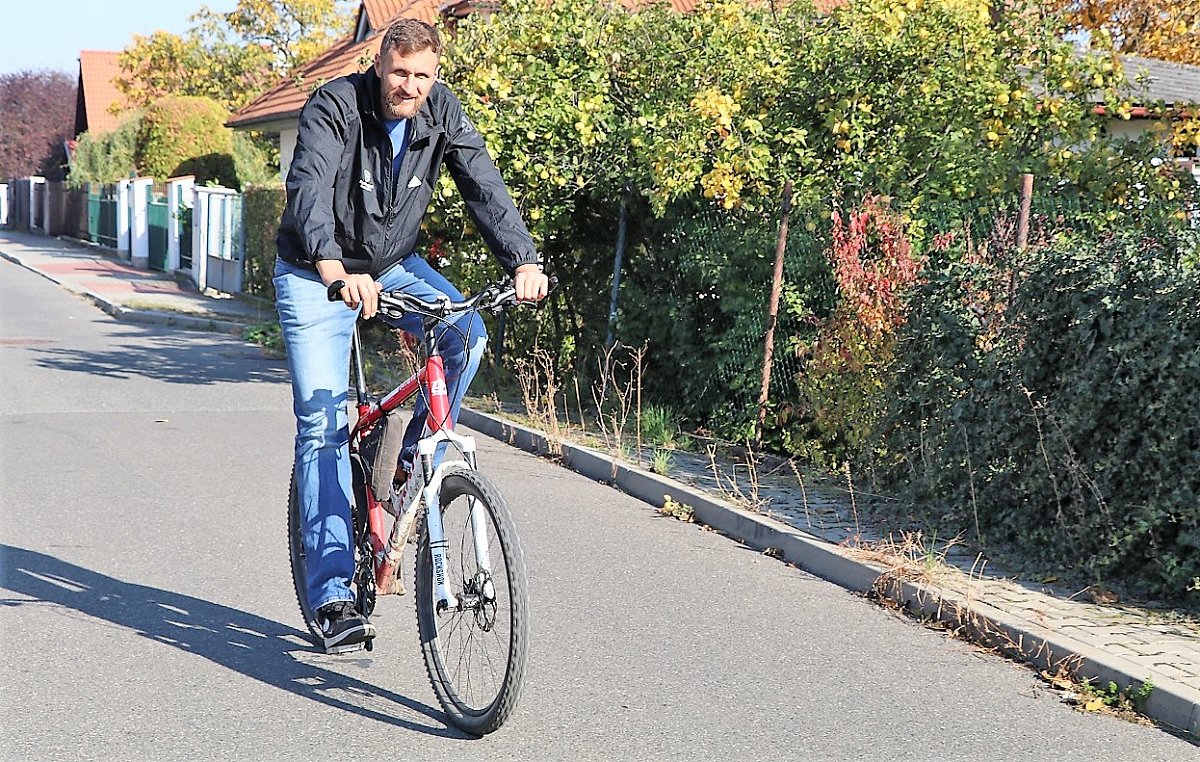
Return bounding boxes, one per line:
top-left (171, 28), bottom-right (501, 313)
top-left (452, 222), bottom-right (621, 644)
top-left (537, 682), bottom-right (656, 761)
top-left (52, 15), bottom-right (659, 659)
top-left (74, 50), bottom-right (132, 136)
top-left (363, 0), bottom-right (424, 30)
top-left (229, 0), bottom-right (442, 128)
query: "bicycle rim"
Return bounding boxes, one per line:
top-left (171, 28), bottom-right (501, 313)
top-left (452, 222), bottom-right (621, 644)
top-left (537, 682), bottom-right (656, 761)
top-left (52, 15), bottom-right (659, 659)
top-left (416, 467), bottom-right (529, 735)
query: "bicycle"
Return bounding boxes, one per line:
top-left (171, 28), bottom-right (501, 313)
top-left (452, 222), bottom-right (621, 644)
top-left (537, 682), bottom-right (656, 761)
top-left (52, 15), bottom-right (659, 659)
top-left (286, 276), bottom-right (549, 735)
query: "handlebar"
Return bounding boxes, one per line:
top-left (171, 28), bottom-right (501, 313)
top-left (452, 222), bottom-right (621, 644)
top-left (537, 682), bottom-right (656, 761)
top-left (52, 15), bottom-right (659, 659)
top-left (326, 275), bottom-right (558, 321)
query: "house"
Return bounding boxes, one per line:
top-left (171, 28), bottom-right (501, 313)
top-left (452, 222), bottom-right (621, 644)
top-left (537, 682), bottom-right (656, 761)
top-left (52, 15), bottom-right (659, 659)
top-left (73, 50), bottom-right (133, 138)
top-left (1099, 55), bottom-right (1200, 160)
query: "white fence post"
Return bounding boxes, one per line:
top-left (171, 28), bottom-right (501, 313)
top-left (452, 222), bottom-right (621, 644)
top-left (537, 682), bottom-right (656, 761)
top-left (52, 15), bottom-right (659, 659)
top-left (130, 177), bottom-right (153, 268)
top-left (166, 176), bottom-right (195, 272)
top-left (192, 190), bottom-right (209, 292)
top-left (0, 183), bottom-right (8, 227)
top-left (116, 179), bottom-right (131, 256)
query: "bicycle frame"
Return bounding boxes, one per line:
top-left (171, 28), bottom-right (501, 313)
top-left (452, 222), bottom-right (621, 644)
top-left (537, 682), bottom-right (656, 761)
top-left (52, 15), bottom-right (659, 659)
top-left (347, 320), bottom-right (485, 613)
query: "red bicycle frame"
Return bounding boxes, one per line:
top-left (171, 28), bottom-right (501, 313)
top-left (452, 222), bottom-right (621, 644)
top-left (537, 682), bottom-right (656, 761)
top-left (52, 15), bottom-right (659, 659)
top-left (347, 323), bottom-right (453, 594)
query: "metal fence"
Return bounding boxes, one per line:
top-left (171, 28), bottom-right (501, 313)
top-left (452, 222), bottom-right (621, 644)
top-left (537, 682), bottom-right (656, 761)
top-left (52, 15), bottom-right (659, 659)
top-left (5, 175), bottom-right (244, 295)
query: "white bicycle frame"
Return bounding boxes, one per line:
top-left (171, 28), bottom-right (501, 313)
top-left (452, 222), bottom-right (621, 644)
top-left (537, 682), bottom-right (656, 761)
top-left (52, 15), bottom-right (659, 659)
top-left (390, 426), bottom-right (493, 611)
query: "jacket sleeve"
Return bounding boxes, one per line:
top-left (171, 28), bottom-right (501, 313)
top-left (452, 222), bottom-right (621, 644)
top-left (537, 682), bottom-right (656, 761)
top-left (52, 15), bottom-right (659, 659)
top-left (441, 92), bottom-right (540, 275)
top-left (282, 85), bottom-right (350, 265)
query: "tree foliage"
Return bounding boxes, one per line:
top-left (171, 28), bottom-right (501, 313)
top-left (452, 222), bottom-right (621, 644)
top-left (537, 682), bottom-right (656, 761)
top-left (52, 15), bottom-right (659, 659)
top-left (430, 0), bottom-right (1187, 396)
top-left (1060, 0), bottom-right (1200, 65)
top-left (114, 0), bottom-right (353, 113)
top-left (70, 116), bottom-right (141, 185)
top-left (0, 70), bottom-right (76, 179)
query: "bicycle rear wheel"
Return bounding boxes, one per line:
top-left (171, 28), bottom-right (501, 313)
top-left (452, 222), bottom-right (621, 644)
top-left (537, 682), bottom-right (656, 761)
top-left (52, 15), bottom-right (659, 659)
top-left (416, 466), bottom-right (529, 735)
top-left (287, 467), bottom-right (322, 642)
top-left (288, 459), bottom-right (372, 646)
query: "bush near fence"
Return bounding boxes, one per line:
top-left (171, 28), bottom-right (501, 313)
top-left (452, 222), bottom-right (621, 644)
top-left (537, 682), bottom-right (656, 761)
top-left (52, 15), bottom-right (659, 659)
top-left (241, 183), bottom-right (285, 301)
top-left (874, 203), bottom-right (1200, 603)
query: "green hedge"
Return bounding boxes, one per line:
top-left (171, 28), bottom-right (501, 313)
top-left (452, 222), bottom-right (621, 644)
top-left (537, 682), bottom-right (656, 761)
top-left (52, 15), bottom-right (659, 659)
top-left (880, 228), bottom-right (1200, 603)
top-left (241, 183), bottom-right (285, 300)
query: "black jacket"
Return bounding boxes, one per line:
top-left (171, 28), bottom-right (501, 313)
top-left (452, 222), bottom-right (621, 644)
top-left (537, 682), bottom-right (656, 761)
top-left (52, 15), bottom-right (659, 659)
top-left (277, 68), bottom-right (538, 276)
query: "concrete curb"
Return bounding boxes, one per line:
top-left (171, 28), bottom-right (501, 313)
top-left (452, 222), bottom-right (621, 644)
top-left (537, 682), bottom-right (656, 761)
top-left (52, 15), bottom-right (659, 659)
top-left (1, 250), bottom-right (249, 336)
top-left (460, 406), bottom-right (1199, 737)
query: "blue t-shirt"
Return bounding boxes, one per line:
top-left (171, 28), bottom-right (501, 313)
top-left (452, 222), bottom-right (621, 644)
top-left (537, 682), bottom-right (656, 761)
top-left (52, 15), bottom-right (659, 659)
top-left (384, 118), bottom-right (410, 187)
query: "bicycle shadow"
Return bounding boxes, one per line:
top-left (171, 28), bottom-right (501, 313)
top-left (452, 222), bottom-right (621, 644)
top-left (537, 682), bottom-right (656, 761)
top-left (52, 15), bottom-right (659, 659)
top-left (0, 544), bottom-right (465, 738)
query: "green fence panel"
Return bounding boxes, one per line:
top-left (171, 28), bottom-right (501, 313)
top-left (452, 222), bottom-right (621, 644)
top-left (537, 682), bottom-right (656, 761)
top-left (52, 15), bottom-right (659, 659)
top-left (148, 190), bottom-right (169, 271)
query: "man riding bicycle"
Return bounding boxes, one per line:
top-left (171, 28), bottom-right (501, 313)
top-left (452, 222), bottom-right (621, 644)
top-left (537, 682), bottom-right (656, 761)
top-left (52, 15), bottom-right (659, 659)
top-left (274, 19), bottom-right (548, 654)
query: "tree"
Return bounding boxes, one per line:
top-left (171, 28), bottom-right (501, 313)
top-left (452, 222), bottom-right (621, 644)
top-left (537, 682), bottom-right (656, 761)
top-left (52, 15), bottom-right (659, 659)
top-left (1059, 0), bottom-right (1200, 65)
top-left (0, 70), bottom-right (76, 179)
top-left (114, 0), bottom-right (352, 113)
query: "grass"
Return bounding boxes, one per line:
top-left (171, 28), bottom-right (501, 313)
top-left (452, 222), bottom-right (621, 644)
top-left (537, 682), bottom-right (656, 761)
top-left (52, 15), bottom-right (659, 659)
top-left (651, 448), bottom-right (674, 475)
top-left (241, 320), bottom-right (284, 357)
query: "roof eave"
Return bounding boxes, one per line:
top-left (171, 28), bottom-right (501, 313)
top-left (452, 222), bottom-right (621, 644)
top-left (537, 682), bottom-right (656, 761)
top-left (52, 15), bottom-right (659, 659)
top-left (226, 111), bottom-right (303, 131)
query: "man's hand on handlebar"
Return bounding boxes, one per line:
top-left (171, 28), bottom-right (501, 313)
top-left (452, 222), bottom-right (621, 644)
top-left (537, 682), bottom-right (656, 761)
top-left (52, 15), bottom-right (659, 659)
top-left (513, 263), bottom-right (549, 302)
top-left (316, 260), bottom-right (382, 319)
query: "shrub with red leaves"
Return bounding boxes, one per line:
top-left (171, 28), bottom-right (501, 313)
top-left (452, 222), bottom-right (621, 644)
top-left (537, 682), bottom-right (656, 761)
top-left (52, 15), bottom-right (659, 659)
top-left (0, 70), bottom-right (77, 180)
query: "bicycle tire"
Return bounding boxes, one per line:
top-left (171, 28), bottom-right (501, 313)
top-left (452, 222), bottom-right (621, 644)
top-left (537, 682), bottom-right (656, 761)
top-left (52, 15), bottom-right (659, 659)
top-left (287, 466), bottom-right (322, 643)
top-left (415, 466), bottom-right (530, 735)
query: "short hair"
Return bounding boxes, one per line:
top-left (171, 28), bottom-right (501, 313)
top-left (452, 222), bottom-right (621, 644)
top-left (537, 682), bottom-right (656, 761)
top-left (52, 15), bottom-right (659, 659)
top-left (380, 19), bottom-right (442, 58)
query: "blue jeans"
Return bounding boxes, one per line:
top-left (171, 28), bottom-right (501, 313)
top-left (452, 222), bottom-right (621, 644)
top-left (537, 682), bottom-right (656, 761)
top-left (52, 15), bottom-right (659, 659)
top-left (274, 255), bottom-right (487, 611)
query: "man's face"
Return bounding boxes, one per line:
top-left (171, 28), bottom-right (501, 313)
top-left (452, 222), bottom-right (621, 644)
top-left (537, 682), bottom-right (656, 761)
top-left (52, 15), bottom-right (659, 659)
top-left (375, 46), bottom-right (439, 120)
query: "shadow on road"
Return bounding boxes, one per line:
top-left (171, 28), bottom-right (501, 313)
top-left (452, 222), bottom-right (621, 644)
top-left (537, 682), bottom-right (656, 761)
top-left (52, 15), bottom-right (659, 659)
top-left (31, 329), bottom-right (288, 386)
top-left (0, 544), bottom-right (463, 737)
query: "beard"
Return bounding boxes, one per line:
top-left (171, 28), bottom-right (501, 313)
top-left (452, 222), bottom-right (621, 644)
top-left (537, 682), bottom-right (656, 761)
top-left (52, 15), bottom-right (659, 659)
top-left (382, 87), bottom-right (425, 119)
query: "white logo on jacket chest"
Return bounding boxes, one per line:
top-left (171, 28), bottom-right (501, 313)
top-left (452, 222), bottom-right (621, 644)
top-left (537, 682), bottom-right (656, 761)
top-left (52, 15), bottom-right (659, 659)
top-left (359, 169), bottom-right (375, 192)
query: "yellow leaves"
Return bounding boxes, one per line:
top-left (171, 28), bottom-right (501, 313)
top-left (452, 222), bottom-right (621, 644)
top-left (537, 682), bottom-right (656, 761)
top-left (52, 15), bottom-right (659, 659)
top-left (1055, 0), bottom-right (1200, 66)
top-left (700, 160), bottom-right (744, 209)
top-left (691, 89), bottom-right (740, 135)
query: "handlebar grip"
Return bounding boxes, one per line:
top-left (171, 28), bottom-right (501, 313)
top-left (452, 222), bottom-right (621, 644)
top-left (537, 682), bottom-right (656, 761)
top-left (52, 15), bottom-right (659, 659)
top-left (327, 280), bottom-right (346, 302)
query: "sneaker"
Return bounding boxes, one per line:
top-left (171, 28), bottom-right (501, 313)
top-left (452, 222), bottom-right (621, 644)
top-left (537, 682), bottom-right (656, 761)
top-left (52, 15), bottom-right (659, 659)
top-left (317, 600), bottom-right (375, 655)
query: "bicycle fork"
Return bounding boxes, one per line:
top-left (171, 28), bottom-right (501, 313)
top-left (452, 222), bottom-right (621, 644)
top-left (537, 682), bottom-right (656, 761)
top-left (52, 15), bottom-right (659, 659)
top-left (416, 430), bottom-right (495, 613)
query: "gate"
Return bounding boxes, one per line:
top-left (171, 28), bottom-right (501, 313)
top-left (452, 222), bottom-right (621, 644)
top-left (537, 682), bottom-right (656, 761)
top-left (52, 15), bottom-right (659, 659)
top-left (148, 188), bottom-right (169, 270)
top-left (88, 183), bottom-right (119, 247)
top-left (192, 187), bottom-right (244, 293)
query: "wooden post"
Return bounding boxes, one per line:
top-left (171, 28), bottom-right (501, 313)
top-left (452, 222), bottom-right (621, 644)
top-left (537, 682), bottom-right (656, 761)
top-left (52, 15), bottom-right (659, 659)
top-left (1017, 173), bottom-right (1033, 251)
top-left (755, 179), bottom-right (793, 449)
top-left (606, 185), bottom-right (631, 349)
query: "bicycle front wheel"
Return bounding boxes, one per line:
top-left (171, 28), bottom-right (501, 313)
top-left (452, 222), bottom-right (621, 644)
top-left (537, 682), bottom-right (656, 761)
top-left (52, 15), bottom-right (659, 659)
top-left (416, 466), bottom-right (529, 735)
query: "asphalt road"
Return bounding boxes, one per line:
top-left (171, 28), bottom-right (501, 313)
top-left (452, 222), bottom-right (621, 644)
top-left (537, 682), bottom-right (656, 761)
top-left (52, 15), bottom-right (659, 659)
top-left (1, 257), bottom-right (1195, 761)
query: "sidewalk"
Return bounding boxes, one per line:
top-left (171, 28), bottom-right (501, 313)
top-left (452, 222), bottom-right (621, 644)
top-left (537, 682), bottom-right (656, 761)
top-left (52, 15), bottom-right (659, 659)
top-left (0, 230), bottom-right (273, 334)
top-left (4, 226), bottom-right (1198, 739)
